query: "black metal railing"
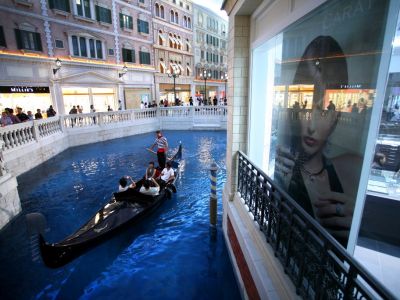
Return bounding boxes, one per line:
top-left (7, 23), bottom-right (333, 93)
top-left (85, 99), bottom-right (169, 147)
top-left (237, 151), bottom-right (395, 300)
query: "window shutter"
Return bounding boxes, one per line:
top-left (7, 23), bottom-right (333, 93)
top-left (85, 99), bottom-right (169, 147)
top-left (144, 21), bottom-right (149, 34)
top-left (65, 0), bottom-right (70, 12)
top-left (34, 32), bottom-right (43, 51)
top-left (106, 9), bottom-right (111, 24)
top-left (48, 0), bottom-right (54, 9)
top-left (119, 13), bottom-right (123, 28)
top-left (0, 27), bottom-right (6, 47)
top-left (96, 40), bottom-right (102, 59)
top-left (14, 29), bottom-right (23, 49)
top-left (128, 16), bottom-right (133, 29)
top-left (137, 19), bottom-right (141, 32)
top-left (95, 5), bottom-right (100, 21)
top-left (122, 48), bottom-right (127, 62)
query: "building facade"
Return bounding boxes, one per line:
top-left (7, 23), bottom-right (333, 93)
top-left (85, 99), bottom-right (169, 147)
top-left (222, 0), bottom-right (400, 298)
top-left (0, 0), bottom-right (155, 114)
top-left (152, 0), bottom-right (194, 104)
top-left (193, 3), bottom-right (228, 103)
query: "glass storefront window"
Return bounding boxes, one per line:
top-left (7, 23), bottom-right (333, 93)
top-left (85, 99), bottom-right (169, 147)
top-left (249, 0), bottom-right (393, 247)
top-left (0, 92), bottom-right (52, 116)
top-left (368, 15), bottom-right (400, 200)
top-left (62, 87), bottom-right (116, 112)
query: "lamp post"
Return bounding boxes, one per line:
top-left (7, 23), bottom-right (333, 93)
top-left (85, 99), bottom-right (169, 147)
top-left (53, 58), bottom-right (62, 75)
top-left (221, 72), bottom-right (228, 99)
top-left (200, 69), bottom-right (211, 103)
top-left (119, 65), bottom-right (128, 78)
top-left (167, 65), bottom-right (180, 102)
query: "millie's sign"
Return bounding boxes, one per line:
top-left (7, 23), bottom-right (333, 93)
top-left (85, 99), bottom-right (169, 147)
top-left (0, 86), bottom-right (50, 93)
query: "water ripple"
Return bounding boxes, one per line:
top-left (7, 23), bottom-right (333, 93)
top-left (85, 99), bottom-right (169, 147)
top-left (0, 131), bottom-right (239, 300)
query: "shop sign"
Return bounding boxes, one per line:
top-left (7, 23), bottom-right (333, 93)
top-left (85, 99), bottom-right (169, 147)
top-left (0, 86), bottom-right (50, 94)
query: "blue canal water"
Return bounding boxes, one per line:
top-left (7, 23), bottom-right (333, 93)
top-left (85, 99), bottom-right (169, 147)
top-left (0, 131), bottom-right (241, 300)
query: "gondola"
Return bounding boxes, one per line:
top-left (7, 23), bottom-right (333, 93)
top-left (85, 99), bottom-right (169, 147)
top-left (27, 143), bottom-right (182, 268)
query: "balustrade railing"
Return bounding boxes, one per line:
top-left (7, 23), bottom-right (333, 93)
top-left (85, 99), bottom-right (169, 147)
top-left (36, 117), bottom-right (62, 137)
top-left (237, 151), bottom-right (395, 300)
top-left (194, 106), bottom-right (227, 117)
top-left (133, 108), bottom-right (157, 120)
top-left (0, 107), bottom-right (227, 152)
top-left (0, 121), bottom-right (35, 150)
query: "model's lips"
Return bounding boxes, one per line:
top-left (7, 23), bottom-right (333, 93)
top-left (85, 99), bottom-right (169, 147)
top-left (303, 136), bottom-right (317, 147)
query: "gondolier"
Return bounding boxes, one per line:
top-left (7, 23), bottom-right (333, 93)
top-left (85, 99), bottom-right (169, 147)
top-left (150, 130), bottom-right (169, 169)
top-left (26, 143), bottom-right (182, 268)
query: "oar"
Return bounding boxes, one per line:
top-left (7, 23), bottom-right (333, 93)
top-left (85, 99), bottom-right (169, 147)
top-left (146, 148), bottom-right (173, 161)
top-left (146, 148), bottom-right (157, 155)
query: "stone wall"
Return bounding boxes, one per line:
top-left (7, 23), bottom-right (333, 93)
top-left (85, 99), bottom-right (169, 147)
top-left (0, 174), bottom-right (21, 230)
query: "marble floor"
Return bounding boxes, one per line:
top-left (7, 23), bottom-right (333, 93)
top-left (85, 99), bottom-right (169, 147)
top-left (354, 237), bottom-right (400, 297)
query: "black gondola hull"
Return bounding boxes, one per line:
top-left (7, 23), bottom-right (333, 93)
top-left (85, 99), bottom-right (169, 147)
top-left (39, 191), bottom-right (169, 268)
top-left (38, 144), bottom-right (182, 268)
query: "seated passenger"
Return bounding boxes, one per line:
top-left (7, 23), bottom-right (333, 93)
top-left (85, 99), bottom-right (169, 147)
top-left (118, 176), bottom-right (136, 192)
top-left (145, 161), bottom-right (157, 180)
top-left (139, 178), bottom-right (160, 196)
top-left (158, 161), bottom-right (175, 185)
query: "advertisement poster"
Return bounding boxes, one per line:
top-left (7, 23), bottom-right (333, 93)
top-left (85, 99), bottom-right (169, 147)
top-left (272, 0), bottom-right (390, 246)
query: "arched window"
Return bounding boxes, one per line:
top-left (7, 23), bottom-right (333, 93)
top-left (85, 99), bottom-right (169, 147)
top-left (174, 34), bottom-right (178, 49)
top-left (170, 10), bottom-right (174, 22)
top-left (188, 17), bottom-right (191, 28)
top-left (175, 12), bottom-right (179, 24)
top-left (186, 63), bottom-right (191, 76)
top-left (160, 5), bottom-right (165, 18)
top-left (155, 3), bottom-right (160, 17)
top-left (183, 16), bottom-right (187, 27)
top-left (158, 30), bottom-right (164, 46)
top-left (159, 58), bottom-right (165, 73)
top-left (169, 33), bottom-right (174, 48)
top-left (186, 39), bottom-right (190, 52)
top-left (198, 13), bottom-right (203, 26)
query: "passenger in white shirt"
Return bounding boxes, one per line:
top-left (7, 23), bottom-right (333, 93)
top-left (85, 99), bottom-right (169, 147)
top-left (118, 176), bottom-right (136, 192)
top-left (159, 161), bottom-right (175, 184)
top-left (139, 178), bottom-right (160, 196)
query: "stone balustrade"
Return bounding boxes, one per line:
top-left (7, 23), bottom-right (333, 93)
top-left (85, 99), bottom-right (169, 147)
top-left (0, 106), bottom-right (227, 156)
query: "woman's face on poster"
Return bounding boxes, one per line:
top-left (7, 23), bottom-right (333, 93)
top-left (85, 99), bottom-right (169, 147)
top-left (299, 108), bottom-right (337, 157)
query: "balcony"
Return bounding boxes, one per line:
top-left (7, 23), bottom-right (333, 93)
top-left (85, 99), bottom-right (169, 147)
top-left (225, 151), bottom-right (396, 299)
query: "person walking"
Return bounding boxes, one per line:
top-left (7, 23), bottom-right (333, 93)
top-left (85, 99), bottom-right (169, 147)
top-left (149, 130), bottom-right (168, 169)
top-left (46, 105), bottom-right (56, 117)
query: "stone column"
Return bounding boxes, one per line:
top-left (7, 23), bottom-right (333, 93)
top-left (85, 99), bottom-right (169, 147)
top-left (190, 83), bottom-right (196, 100)
top-left (117, 83), bottom-right (126, 110)
top-left (0, 140), bottom-right (21, 230)
top-left (52, 81), bottom-right (65, 115)
top-left (224, 15), bottom-right (250, 200)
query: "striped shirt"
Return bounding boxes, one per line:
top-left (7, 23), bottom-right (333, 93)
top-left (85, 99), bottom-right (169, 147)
top-left (155, 136), bottom-right (168, 151)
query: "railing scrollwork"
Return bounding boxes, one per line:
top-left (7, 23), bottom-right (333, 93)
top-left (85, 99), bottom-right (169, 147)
top-left (237, 151), bottom-right (395, 300)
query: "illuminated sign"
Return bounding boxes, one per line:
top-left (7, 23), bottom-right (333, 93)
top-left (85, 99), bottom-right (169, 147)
top-left (0, 86), bottom-right (50, 93)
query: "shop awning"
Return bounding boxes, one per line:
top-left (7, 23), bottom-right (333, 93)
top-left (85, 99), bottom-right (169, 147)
top-left (159, 33), bottom-right (166, 42)
top-left (169, 35), bottom-right (177, 45)
top-left (160, 61), bottom-right (166, 70)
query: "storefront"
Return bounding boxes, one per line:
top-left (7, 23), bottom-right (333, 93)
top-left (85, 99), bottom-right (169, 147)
top-left (124, 88), bottom-right (151, 109)
top-left (0, 86), bottom-right (52, 115)
top-left (194, 83), bottom-right (225, 101)
top-left (62, 87), bottom-right (117, 113)
top-left (159, 83), bottom-right (191, 104)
